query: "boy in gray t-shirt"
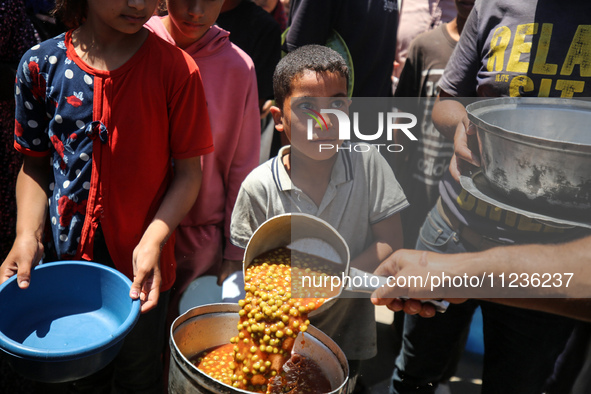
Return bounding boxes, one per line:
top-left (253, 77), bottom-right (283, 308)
top-left (230, 45), bottom-right (408, 388)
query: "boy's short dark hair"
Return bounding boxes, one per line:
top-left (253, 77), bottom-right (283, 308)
top-left (53, 0), bottom-right (87, 29)
top-left (273, 45), bottom-right (349, 110)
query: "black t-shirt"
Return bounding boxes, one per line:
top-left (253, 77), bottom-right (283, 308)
top-left (438, 0), bottom-right (591, 242)
top-left (440, 0), bottom-right (591, 98)
top-left (394, 24), bottom-right (457, 247)
top-left (287, 0), bottom-right (399, 97)
top-left (217, 1), bottom-right (282, 102)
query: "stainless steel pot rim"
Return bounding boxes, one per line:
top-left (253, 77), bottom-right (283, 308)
top-left (466, 97), bottom-right (591, 153)
top-left (170, 303), bottom-right (260, 394)
top-left (459, 169), bottom-right (591, 229)
top-left (170, 303), bottom-right (349, 394)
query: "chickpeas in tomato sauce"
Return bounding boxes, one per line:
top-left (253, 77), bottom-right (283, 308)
top-left (193, 247), bottom-right (339, 393)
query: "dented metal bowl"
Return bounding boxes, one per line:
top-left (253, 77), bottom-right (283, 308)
top-left (466, 97), bottom-right (591, 213)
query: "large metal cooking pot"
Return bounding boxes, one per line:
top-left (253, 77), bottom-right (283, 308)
top-left (466, 97), bottom-right (591, 213)
top-left (168, 303), bottom-right (349, 394)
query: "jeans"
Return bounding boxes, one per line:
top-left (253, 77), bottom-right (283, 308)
top-left (391, 206), bottom-right (575, 394)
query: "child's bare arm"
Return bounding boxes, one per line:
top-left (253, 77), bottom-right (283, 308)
top-left (350, 213), bottom-right (404, 272)
top-left (131, 156), bottom-right (203, 313)
top-left (0, 155), bottom-right (51, 288)
top-left (431, 90), bottom-right (467, 141)
top-left (432, 91), bottom-right (481, 181)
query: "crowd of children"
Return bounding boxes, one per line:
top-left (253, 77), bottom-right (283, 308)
top-left (2, 0), bottom-right (591, 393)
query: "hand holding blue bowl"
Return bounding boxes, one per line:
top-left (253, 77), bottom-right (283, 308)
top-left (0, 261), bottom-right (140, 383)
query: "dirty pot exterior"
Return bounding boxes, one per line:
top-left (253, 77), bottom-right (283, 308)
top-left (466, 97), bottom-right (591, 213)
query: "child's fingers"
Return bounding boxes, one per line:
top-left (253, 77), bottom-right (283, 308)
top-left (1, 237), bottom-right (42, 288)
top-left (466, 122), bottom-right (478, 135)
top-left (16, 264), bottom-right (32, 289)
top-left (129, 277), bottom-right (142, 299)
top-left (130, 277), bottom-right (158, 313)
top-left (130, 265), bottom-right (161, 313)
top-left (448, 154), bottom-right (463, 182)
top-left (140, 275), bottom-right (160, 313)
top-left (140, 287), bottom-right (160, 313)
top-left (454, 119), bottom-right (481, 167)
top-left (1, 259), bottom-right (33, 289)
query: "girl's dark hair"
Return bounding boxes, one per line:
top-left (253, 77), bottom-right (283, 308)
top-left (156, 1), bottom-right (168, 16)
top-left (273, 45), bottom-right (349, 110)
top-left (52, 0), bottom-right (87, 29)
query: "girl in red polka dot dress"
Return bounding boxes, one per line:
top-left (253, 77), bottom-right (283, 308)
top-left (1, 0), bottom-right (213, 391)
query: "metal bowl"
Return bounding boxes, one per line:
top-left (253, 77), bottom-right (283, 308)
top-left (0, 261), bottom-right (140, 383)
top-left (243, 213), bottom-right (350, 316)
top-left (466, 97), bottom-right (591, 213)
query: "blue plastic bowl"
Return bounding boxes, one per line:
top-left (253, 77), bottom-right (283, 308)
top-left (0, 261), bottom-right (140, 383)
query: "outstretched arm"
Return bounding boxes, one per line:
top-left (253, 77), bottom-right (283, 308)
top-left (1, 155), bottom-right (51, 288)
top-left (432, 90), bottom-right (481, 181)
top-left (130, 156), bottom-right (202, 313)
top-left (371, 235), bottom-right (591, 321)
